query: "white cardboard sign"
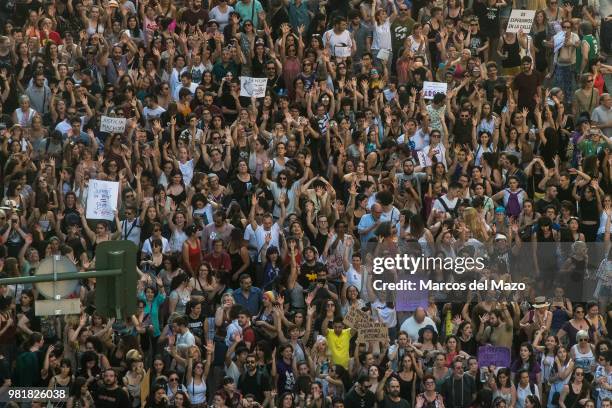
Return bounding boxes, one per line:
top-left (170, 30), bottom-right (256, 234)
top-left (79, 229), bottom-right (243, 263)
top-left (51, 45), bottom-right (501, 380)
top-left (506, 9), bottom-right (535, 34)
top-left (240, 77), bottom-right (268, 98)
top-left (100, 116), bottom-right (127, 133)
top-left (423, 81), bottom-right (448, 100)
top-left (86, 179), bottom-right (119, 221)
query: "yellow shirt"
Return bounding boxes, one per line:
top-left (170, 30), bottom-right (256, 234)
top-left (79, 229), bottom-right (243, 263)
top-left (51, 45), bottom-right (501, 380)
top-left (326, 328), bottom-right (352, 368)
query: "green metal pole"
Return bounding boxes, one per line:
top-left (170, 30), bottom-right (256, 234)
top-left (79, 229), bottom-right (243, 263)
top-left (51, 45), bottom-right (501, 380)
top-left (0, 269), bottom-right (123, 286)
top-left (107, 251), bottom-right (125, 319)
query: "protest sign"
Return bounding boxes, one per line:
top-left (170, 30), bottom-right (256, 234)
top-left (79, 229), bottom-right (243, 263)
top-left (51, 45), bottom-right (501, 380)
top-left (377, 49), bottom-right (391, 62)
top-left (423, 82), bottom-right (448, 100)
top-left (334, 45), bottom-right (352, 58)
top-left (100, 116), bottom-right (127, 133)
top-left (343, 307), bottom-right (389, 343)
top-left (343, 307), bottom-right (369, 329)
top-left (357, 322), bottom-right (389, 343)
top-left (477, 346), bottom-right (511, 368)
top-left (240, 77), bottom-right (268, 98)
top-left (396, 280), bottom-right (429, 312)
top-left (86, 179), bottom-right (119, 221)
top-left (416, 151), bottom-right (433, 168)
top-left (506, 10), bottom-right (536, 34)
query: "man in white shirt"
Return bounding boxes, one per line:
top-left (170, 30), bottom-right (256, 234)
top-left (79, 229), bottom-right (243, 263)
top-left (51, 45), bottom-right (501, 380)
top-left (592, 93), bottom-right (612, 138)
top-left (249, 194), bottom-right (286, 262)
top-left (421, 130), bottom-right (448, 170)
top-left (142, 94), bottom-right (166, 130)
top-left (141, 222), bottom-right (171, 255)
top-left (432, 182), bottom-right (462, 217)
top-left (410, 112), bottom-right (432, 152)
top-left (172, 71), bottom-right (199, 101)
top-left (117, 206), bottom-right (141, 247)
top-left (323, 16), bottom-right (354, 58)
top-left (174, 316), bottom-right (196, 352)
top-left (399, 307), bottom-right (438, 342)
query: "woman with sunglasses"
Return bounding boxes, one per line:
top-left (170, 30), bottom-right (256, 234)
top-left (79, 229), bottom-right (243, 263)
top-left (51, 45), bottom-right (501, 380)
top-left (559, 368), bottom-right (591, 408)
top-left (185, 342), bottom-right (214, 408)
top-left (165, 370), bottom-right (188, 405)
top-left (571, 330), bottom-right (596, 381)
top-left (558, 306), bottom-right (592, 349)
top-left (416, 374), bottom-right (445, 408)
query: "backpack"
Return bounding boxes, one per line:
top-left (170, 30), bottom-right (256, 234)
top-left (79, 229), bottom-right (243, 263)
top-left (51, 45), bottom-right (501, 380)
top-left (437, 196), bottom-right (458, 218)
top-left (505, 189), bottom-right (523, 217)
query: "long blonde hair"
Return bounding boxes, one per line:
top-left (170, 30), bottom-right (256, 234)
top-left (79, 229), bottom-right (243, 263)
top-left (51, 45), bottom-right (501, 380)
top-left (463, 207), bottom-right (488, 242)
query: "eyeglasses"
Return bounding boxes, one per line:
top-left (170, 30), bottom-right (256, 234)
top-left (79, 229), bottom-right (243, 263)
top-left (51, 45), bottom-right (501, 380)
top-left (169, 377), bottom-right (179, 381)
top-left (244, 23), bottom-right (252, 26)
top-left (425, 381), bottom-right (435, 385)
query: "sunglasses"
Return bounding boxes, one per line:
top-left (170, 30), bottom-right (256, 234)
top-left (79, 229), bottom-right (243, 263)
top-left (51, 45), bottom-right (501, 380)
top-left (169, 377), bottom-right (179, 381)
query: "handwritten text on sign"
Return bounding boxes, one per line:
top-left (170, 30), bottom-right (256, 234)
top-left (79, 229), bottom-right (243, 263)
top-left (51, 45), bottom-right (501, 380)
top-left (240, 77), bottom-right (268, 98)
top-left (423, 81), bottom-right (448, 100)
top-left (86, 179), bottom-right (119, 221)
top-left (343, 307), bottom-right (389, 343)
top-left (506, 10), bottom-right (535, 34)
top-left (100, 116), bottom-right (127, 134)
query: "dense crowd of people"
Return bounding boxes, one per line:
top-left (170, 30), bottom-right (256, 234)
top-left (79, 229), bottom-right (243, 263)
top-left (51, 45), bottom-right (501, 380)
top-left (0, 0), bottom-right (611, 407)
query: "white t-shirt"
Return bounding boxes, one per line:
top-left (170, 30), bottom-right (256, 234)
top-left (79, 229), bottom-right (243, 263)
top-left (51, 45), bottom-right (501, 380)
top-left (399, 316), bottom-right (438, 342)
top-left (323, 29), bottom-right (353, 57)
top-left (432, 194), bottom-right (458, 215)
top-left (255, 223), bottom-right (281, 253)
top-left (410, 128), bottom-right (430, 151)
top-left (372, 19), bottom-right (392, 50)
top-left (209, 5), bottom-right (234, 30)
top-left (422, 143), bottom-right (448, 169)
top-left (142, 236), bottom-right (170, 255)
top-left (176, 330), bottom-right (196, 351)
top-left (143, 105), bottom-right (166, 129)
top-left (178, 159), bottom-right (195, 186)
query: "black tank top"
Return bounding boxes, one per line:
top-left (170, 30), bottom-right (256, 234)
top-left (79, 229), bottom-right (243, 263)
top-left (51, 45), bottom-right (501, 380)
top-left (502, 37), bottom-right (521, 69)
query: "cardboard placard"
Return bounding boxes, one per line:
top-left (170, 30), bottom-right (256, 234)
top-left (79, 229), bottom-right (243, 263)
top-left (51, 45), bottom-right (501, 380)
top-left (86, 179), bottom-right (119, 221)
top-left (423, 81), bottom-right (448, 100)
top-left (506, 10), bottom-right (536, 34)
top-left (344, 307), bottom-right (389, 343)
top-left (343, 307), bottom-right (369, 329)
top-left (357, 321), bottom-right (389, 343)
top-left (240, 77), bottom-right (268, 98)
top-left (477, 346), bottom-right (511, 368)
top-left (100, 116), bottom-right (127, 134)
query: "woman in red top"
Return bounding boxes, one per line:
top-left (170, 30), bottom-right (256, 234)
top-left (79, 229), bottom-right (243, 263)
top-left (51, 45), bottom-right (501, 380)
top-left (591, 58), bottom-right (612, 95)
top-left (37, 18), bottom-right (62, 46)
top-left (182, 224), bottom-right (202, 276)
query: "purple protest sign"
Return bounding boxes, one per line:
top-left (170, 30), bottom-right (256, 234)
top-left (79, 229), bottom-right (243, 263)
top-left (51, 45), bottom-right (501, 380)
top-left (477, 346), bottom-right (511, 368)
top-left (395, 277), bottom-right (429, 312)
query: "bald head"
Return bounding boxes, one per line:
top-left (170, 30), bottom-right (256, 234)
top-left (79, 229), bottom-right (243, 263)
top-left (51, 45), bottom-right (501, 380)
top-left (372, 203), bottom-right (383, 219)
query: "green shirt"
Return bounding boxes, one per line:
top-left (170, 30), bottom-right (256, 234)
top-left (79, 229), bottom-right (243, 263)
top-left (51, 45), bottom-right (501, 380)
top-left (578, 138), bottom-right (607, 156)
